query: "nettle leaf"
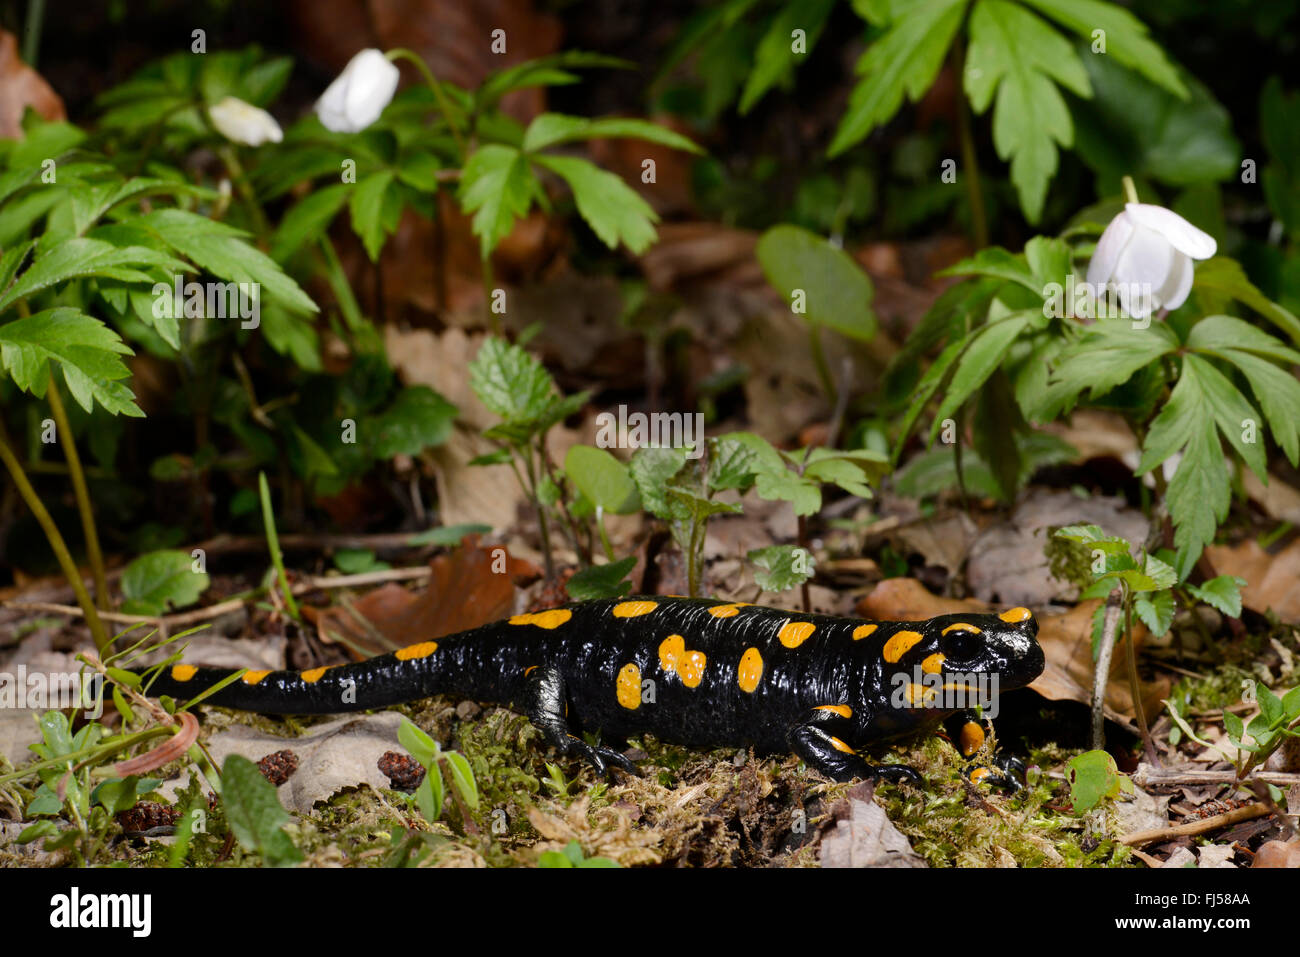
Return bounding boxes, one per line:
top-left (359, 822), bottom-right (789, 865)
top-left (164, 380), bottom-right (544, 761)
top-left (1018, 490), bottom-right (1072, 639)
top-left (755, 224), bottom-right (876, 341)
top-left (1186, 575), bottom-right (1246, 619)
top-left (221, 755), bottom-right (303, 867)
top-left (0, 308), bottom-right (142, 416)
top-left (1019, 0), bottom-right (1185, 97)
top-left (829, 0), bottom-right (967, 156)
top-left (468, 337), bottom-right (555, 425)
top-left (629, 446), bottom-right (689, 520)
top-left (740, 0), bottom-right (837, 114)
top-left (140, 209), bottom-right (317, 315)
top-left (350, 170), bottom-right (397, 262)
top-left (1054, 524), bottom-right (1131, 554)
top-left (964, 0), bottom-right (1091, 223)
top-left (119, 549), bottom-right (210, 616)
top-left (1134, 589), bottom-right (1175, 638)
top-left (373, 386), bottom-right (457, 458)
top-left (533, 154), bottom-right (659, 254)
top-left (564, 445), bottom-right (641, 514)
top-left (707, 434), bottom-right (762, 493)
top-left (748, 543), bottom-right (815, 592)
top-left (523, 114), bottom-right (702, 155)
top-left (457, 144), bottom-right (539, 258)
top-left (565, 555), bottom-right (637, 601)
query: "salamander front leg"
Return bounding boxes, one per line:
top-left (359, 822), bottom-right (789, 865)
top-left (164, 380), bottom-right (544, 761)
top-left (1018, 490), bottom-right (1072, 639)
top-left (789, 711), bottom-right (921, 785)
top-left (940, 711), bottom-right (1025, 791)
top-left (522, 665), bottom-right (635, 776)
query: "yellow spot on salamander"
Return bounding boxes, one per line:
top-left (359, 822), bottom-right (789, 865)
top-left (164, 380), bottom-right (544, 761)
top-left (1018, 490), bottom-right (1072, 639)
top-left (242, 670), bottom-right (271, 685)
top-left (960, 721), bottom-right (986, 757)
top-left (737, 648), bottom-right (764, 693)
top-left (778, 620), bottom-right (817, 648)
top-left (902, 682), bottom-right (938, 707)
top-left (616, 663), bottom-right (642, 709)
top-left (999, 606), bottom-right (1032, 623)
top-left (658, 635), bottom-right (707, 688)
top-left (524, 665), bottom-right (538, 677)
top-left (509, 609), bottom-right (573, 629)
top-left (171, 664), bottom-right (197, 682)
top-left (970, 767), bottom-right (992, 784)
top-left (300, 667), bottom-right (328, 683)
top-left (942, 622), bottom-right (982, 635)
top-left (921, 653), bottom-right (946, 674)
top-left (613, 600), bottom-right (659, 618)
top-left (396, 641), bottom-right (438, 661)
top-left (883, 630), bottom-right (924, 663)
top-left (830, 736), bottom-right (855, 754)
top-left (816, 704), bottom-right (852, 718)
top-left (853, 624), bottom-right (877, 641)
top-left (708, 602), bottom-right (752, 618)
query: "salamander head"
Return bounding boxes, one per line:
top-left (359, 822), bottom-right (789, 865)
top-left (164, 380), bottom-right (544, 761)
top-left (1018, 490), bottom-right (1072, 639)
top-left (926, 607), bottom-right (1045, 690)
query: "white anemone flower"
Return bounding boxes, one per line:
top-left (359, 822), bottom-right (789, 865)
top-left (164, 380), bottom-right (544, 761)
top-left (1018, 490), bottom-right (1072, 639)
top-left (1086, 202), bottom-right (1217, 320)
top-left (208, 96), bottom-right (283, 146)
top-left (315, 49), bottom-right (400, 133)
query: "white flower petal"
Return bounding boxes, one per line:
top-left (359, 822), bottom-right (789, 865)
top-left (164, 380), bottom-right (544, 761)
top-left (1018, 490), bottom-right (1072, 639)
top-left (209, 96), bottom-right (282, 146)
top-left (1114, 223), bottom-right (1177, 315)
top-left (1124, 203), bottom-right (1217, 260)
top-left (1158, 251), bottom-right (1196, 312)
top-left (315, 48), bottom-right (399, 134)
top-left (1086, 210), bottom-right (1134, 288)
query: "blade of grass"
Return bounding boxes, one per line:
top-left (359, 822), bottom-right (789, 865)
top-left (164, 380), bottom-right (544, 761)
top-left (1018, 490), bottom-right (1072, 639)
top-left (258, 471), bottom-right (300, 620)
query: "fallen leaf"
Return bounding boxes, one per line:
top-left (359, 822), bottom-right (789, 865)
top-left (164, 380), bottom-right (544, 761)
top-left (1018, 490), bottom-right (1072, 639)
top-left (1253, 840), bottom-right (1300, 868)
top-left (819, 794), bottom-right (926, 868)
top-left (0, 30), bottom-right (64, 139)
top-left (1205, 538), bottom-right (1300, 623)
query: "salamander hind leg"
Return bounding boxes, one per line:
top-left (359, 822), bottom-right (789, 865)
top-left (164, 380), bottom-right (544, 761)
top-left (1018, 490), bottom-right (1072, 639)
top-left (940, 712), bottom-right (1026, 792)
top-left (789, 713), bottom-right (921, 786)
top-left (522, 665), bottom-right (636, 776)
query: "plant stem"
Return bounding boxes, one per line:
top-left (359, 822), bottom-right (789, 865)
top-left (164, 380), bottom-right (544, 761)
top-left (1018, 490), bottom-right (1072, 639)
top-left (1091, 586), bottom-right (1124, 751)
top-left (1122, 175), bottom-right (1140, 205)
top-left (258, 471), bottom-right (300, 620)
top-left (46, 372), bottom-right (109, 611)
top-left (0, 425), bottom-right (110, 651)
top-left (317, 236), bottom-right (366, 335)
top-left (217, 146), bottom-right (271, 238)
top-left (385, 48), bottom-right (467, 160)
top-left (1124, 597), bottom-right (1159, 765)
top-left (951, 44), bottom-right (988, 249)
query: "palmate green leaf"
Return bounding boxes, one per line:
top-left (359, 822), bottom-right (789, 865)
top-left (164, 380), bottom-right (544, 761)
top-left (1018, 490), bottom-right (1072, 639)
top-left (755, 225), bottom-right (876, 341)
top-left (928, 312), bottom-right (1032, 442)
top-left (522, 114), bottom-right (703, 155)
top-left (467, 337), bottom-right (555, 425)
top-left (477, 51), bottom-right (633, 110)
top-left (139, 209), bottom-right (317, 315)
top-left (0, 307), bottom-right (143, 416)
top-left (533, 155), bottom-right (659, 254)
top-left (1192, 259), bottom-right (1300, 346)
top-left (739, 0), bottom-right (837, 114)
top-left (895, 335), bottom-right (966, 464)
top-left (0, 240), bottom-right (34, 299)
top-left (119, 549), bottom-right (210, 616)
top-left (457, 144), bottom-right (539, 258)
top-left (1180, 354), bottom-right (1268, 482)
top-left (1137, 366), bottom-right (1230, 580)
top-left (0, 238), bottom-right (189, 313)
top-left (1018, 0), bottom-right (1186, 98)
top-left (564, 445), bottom-right (641, 514)
top-left (964, 0), bottom-right (1091, 223)
top-left (271, 183), bottom-right (349, 263)
top-left (350, 171), bottom-right (396, 262)
top-left (937, 247), bottom-right (1040, 293)
top-left (1186, 314), bottom-right (1300, 365)
top-left (883, 277), bottom-right (999, 405)
top-left (1049, 320), bottom-right (1179, 403)
top-left (1213, 350), bottom-right (1300, 467)
top-left (829, 0), bottom-right (967, 156)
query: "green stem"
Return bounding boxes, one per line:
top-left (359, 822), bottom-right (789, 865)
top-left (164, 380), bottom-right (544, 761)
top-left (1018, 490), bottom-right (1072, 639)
top-left (22, 0), bottom-right (44, 67)
top-left (1123, 595), bottom-right (1158, 765)
top-left (0, 425), bottom-right (109, 651)
top-left (217, 146), bottom-right (271, 238)
top-left (258, 471), bottom-right (300, 620)
top-left (808, 325), bottom-right (835, 404)
top-left (385, 48), bottom-right (467, 160)
top-left (596, 511), bottom-right (616, 563)
top-left (317, 236), bottom-right (366, 334)
top-left (952, 44), bottom-right (988, 249)
top-left (46, 371), bottom-right (108, 612)
top-left (1122, 175), bottom-right (1140, 205)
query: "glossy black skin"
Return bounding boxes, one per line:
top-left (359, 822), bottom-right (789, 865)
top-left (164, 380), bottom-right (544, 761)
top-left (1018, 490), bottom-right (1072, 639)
top-left (147, 596), bottom-right (1045, 784)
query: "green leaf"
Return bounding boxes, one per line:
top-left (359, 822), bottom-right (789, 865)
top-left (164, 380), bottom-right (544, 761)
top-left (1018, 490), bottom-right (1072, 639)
top-left (630, 446), bottom-right (689, 520)
top-left (748, 544), bottom-right (816, 592)
top-left (523, 114), bottom-right (703, 154)
top-left (374, 386), bottom-right (457, 458)
top-left (566, 556), bottom-right (637, 601)
top-left (0, 307), bottom-right (142, 416)
top-left (1019, 0), bottom-right (1185, 97)
top-left (1186, 575), bottom-right (1246, 619)
top-left (477, 52), bottom-right (633, 109)
top-left (415, 767), bottom-right (445, 822)
top-left (221, 754), bottom-right (303, 867)
top-left (1186, 314), bottom-right (1300, 365)
top-left (442, 751), bottom-right (479, 812)
top-left (1065, 748), bottom-right (1131, 813)
top-left (754, 469), bottom-right (821, 516)
top-left (755, 225), bottom-right (876, 341)
top-left (398, 717), bottom-right (439, 767)
top-left (457, 144), bottom-right (539, 258)
top-left (707, 434), bottom-right (762, 493)
top-left (1191, 261), bottom-right (1300, 346)
top-left (1180, 354), bottom-right (1268, 483)
top-left (929, 312), bottom-right (1032, 441)
top-left (964, 0), bottom-right (1090, 222)
top-left (938, 247), bottom-right (1043, 294)
top-left (829, 0), bottom-right (967, 156)
top-left (1049, 320), bottom-right (1179, 403)
top-left (140, 209), bottom-right (317, 315)
top-left (739, 0), bottom-right (837, 114)
top-left (533, 154), bottom-right (659, 254)
top-left (91, 775), bottom-right (162, 815)
top-left (119, 549), bottom-right (210, 616)
top-left (333, 548), bottom-right (391, 574)
top-left (1134, 589), bottom-right (1175, 637)
top-left (564, 445), bottom-right (641, 514)
top-left (0, 237), bottom-right (188, 312)
top-left (271, 184), bottom-right (349, 263)
top-left (468, 337), bottom-right (556, 426)
top-left (349, 171), bottom-right (396, 262)
top-left (1211, 350), bottom-right (1300, 467)
top-left (405, 523), bottom-right (493, 547)
top-left (1223, 710), bottom-right (1245, 747)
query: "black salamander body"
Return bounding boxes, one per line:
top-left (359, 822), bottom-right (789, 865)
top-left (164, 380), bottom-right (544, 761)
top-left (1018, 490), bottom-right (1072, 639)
top-left (148, 596), bottom-right (1045, 784)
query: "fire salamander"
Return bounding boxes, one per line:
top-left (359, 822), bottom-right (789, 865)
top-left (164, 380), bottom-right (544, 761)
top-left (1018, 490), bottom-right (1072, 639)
top-left (148, 596), bottom-right (1045, 787)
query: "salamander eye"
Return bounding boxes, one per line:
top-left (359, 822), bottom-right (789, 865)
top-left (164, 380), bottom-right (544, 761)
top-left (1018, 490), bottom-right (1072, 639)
top-left (941, 629), bottom-right (983, 661)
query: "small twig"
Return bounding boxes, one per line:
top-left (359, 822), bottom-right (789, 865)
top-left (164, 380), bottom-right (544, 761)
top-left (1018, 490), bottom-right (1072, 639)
top-left (1133, 766), bottom-right (1300, 789)
top-left (1119, 802), bottom-right (1270, 846)
top-left (1091, 587), bottom-right (1124, 750)
top-left (1248, 779), bottom-right (1299, 841)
